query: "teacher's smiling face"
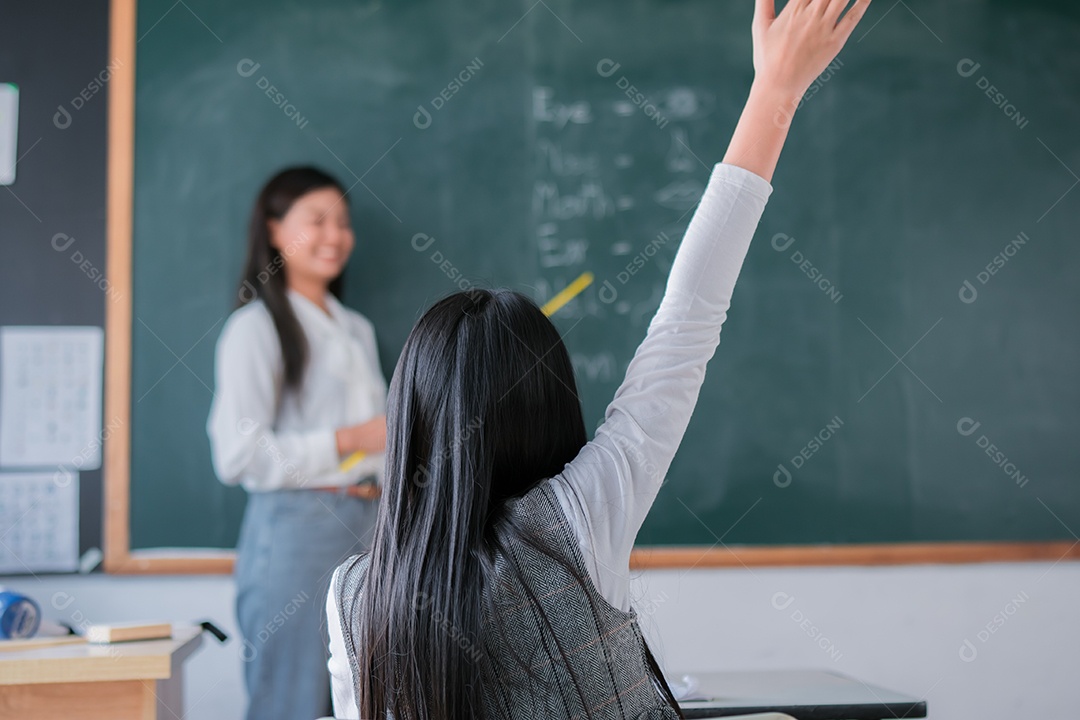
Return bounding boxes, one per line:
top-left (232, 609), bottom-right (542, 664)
top-left (268, 187), bottom-right (355, 285)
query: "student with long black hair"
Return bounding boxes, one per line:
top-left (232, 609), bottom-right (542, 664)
top-left (207, 167), bottom-right (388, 720)
top-left (328, 0), bottom-right (870, 717)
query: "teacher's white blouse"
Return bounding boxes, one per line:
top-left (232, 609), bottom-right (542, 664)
top-left (207, 289), bottom-right (387, 492)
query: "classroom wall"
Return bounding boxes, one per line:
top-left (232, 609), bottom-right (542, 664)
top-left (6, 3), bottom-right (1076, 719)
top-left (0, 0), bottom-right (109, 553)
top-left (3, 561), bottom-right (1076, 720)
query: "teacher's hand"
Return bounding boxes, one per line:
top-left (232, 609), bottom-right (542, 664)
top-left (343, 483), bottom-right (381, 500)
top-left (335, 415), bottom-right (387, 456)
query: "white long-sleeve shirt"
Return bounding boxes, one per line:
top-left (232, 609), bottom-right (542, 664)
top-left (326, 162), bottom-right (773, 717)
top-left (207, 289), bottom-right (388, 492)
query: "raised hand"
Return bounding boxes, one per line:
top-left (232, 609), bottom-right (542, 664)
top-left (752, 0), bottom-right (872, 96)
top-left (723, 0), bottom-right (872, 181)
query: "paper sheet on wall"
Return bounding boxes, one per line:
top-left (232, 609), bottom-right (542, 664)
top-left (0, 326), bottom-right (104, 469)
top-left (0, 471), bottom-right (79, 574)
top-left (0, 83), bottom-right (17, 186)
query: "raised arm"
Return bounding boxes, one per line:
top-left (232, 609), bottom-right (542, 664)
top-left (727, 0), bottom-right (871, 181)
top-left (550, 0), bottom-right (871, 608)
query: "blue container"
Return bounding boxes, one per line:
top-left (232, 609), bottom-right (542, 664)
top-left (0, 590), bottom-right (41, 640)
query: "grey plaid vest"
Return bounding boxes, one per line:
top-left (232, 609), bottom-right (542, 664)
top-left (333, 481), bottom-right (679, 719)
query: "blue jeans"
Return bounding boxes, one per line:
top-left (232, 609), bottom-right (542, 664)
top-left (235, 489), bottom-right (378, 720)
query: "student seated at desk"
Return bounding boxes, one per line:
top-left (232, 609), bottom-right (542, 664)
top-left (327, 0), bottom-right (871, 717)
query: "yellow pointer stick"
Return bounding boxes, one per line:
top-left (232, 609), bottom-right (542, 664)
top-left (339, 451), bottom-right (367, 473)
top-left (338, 272), bottom-right (594, 471)
top-left (540, 271), bottom-right (594, 317)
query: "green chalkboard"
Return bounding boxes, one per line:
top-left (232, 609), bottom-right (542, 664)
top-left (129, 0), bottom-right (1080, 552)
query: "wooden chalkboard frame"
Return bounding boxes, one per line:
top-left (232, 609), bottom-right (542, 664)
top-left (103, 0), bottom-right (1080, 574)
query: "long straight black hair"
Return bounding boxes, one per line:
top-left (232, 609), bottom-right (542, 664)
top-left (350, 288), bottom-right (684, 719)
top-left (236, 166), bottom-right (347, 390)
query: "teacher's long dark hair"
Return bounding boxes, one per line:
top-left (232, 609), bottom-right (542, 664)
top-left (346, 289), bottom-right (683, 719)
top-left (236, 166), bottom-right (347, 389)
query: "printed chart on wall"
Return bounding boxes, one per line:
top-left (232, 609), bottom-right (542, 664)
top-left (0, 326), bottom-right (103, 573)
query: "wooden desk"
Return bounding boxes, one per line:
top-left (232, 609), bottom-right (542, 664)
top-left (677, 670), bottom-right (927, 720)
top-left (0, 625), bottom-right (203, 720)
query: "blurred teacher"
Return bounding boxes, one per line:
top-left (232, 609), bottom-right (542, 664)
top-left (207, 166), bottom-right (386, 720)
